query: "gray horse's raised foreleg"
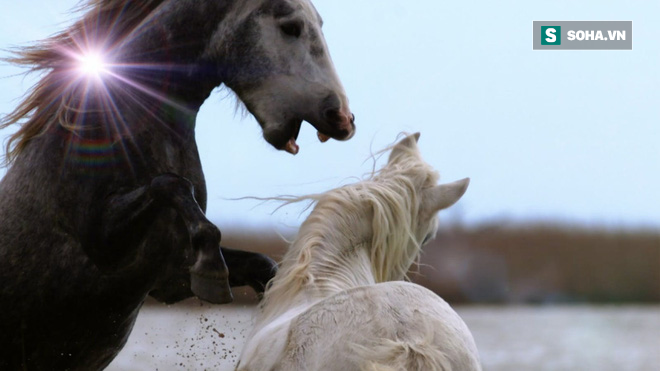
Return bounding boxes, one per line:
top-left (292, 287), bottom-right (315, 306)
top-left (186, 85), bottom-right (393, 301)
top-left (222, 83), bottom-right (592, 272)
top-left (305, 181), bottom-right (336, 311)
top-left (102, 173), bottom-right (232, 304)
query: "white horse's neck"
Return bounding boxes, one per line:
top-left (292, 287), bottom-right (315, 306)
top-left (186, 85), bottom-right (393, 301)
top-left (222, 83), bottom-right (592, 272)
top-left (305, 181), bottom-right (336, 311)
top-left (254, 227), bottom-right (377, 330)
top-left (298, 240), bottom-right (376, 296)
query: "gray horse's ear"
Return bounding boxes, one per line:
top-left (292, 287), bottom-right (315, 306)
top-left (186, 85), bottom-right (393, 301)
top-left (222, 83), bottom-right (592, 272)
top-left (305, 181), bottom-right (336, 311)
top-left (388, 132), bottom-right (420, 163)
top-left (423, 178), bottom-right (470, 213)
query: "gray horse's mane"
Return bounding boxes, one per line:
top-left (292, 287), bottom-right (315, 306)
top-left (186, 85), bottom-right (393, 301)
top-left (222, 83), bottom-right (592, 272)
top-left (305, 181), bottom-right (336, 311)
top-left (258, 140), bottom-right (440, 323)
top-left (0, 0), bottom-right (165, 164)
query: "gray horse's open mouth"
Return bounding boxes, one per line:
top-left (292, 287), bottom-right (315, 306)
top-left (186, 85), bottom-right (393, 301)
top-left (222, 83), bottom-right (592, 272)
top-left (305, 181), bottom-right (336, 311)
top-left (267, 116), bottom-right (354, 155)
top-left (280, 120), bottom-right (336, 156)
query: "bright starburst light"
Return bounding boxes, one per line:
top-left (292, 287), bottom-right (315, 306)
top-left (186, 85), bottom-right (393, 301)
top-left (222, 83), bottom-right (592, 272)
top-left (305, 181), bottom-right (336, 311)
top-left (78, 51), bottom-right (108, 77)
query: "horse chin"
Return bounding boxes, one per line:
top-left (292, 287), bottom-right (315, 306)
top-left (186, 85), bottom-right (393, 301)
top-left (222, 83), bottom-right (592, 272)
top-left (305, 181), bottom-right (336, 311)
top-left (262, 118), bottom-right (303, 155)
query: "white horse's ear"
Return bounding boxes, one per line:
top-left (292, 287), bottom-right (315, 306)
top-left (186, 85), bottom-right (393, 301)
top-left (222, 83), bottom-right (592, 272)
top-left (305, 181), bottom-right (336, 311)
top-left (423, 178), bottom-right (470, 213)
top-left (388, 132), bottom-right (420, 163)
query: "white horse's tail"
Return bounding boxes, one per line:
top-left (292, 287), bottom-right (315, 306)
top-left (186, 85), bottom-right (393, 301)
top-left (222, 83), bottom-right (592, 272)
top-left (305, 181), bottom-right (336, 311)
top-left (354, 337), bottom-right (454, 371)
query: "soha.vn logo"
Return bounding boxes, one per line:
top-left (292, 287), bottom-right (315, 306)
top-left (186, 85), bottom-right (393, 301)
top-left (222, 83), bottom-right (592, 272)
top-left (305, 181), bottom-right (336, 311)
top-left (534, 21), bottom-right (632, 50)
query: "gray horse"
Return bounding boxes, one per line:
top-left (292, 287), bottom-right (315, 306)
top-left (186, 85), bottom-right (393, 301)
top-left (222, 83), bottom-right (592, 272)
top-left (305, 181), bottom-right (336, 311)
top-left (0, 0), bottom-right (354, 369)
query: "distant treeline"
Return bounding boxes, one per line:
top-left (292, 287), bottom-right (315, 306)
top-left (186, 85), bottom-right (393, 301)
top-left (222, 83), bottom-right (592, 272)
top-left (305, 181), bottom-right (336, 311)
top-left (219, 224), bottom-right (660, 304)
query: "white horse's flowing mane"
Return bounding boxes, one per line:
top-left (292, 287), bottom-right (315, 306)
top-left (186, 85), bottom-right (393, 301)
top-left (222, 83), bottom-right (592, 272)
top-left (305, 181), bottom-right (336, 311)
top-left (258, 137), bottom-right (440, 323)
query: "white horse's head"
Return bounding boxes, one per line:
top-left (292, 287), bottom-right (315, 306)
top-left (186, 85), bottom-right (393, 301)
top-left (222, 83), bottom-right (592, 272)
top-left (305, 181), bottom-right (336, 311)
top-left (356, 132), bottom-right (470, 281)
top-left (205, 0), bottom-right (354, 154)
top-left (386, 132), bottom-right (470, 247)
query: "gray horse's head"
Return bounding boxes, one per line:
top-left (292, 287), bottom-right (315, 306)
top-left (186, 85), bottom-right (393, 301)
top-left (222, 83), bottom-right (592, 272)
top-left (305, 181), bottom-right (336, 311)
top-left (204, 0), bottom-right (355, 154)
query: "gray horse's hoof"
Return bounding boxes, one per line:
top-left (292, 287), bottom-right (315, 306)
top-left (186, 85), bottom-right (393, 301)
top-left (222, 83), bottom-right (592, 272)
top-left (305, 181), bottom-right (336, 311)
top-left (190, 273), bottom-right (233, 304)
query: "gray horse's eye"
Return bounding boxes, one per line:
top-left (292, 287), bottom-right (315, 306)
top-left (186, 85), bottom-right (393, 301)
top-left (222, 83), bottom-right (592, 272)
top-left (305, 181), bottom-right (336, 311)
top-left (280, 21), bottom-right (302, 38)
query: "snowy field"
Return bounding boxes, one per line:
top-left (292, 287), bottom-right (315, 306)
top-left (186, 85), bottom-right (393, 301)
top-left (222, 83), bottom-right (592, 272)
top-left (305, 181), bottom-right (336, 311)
top-left (108, 296), bottom-right (659, 371)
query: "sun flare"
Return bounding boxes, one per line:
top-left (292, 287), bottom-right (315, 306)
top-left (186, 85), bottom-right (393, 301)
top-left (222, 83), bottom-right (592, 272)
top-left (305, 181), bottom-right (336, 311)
top-left (78, 52), bottom-right (108, 77)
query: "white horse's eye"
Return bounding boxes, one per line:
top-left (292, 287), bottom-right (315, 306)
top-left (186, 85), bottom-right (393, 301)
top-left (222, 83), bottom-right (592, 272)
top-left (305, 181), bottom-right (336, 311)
top-left (280, 21), bottom-right (303, 38)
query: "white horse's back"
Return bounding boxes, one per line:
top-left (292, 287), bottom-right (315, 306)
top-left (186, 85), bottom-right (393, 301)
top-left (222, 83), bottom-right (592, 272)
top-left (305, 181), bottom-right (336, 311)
top-left (273, 282), bottom-right (480, 371)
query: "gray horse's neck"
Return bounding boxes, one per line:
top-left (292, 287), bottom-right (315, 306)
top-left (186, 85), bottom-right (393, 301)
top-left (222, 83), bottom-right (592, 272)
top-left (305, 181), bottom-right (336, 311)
top-left (36, 0), bottom-right (240, 180)
top-left (110, 1), bottom-right (234, 136)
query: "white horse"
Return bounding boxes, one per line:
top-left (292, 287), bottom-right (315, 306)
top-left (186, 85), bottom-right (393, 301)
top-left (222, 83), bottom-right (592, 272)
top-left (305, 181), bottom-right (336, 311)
top-left (237, 133), bottom-right (481, 371)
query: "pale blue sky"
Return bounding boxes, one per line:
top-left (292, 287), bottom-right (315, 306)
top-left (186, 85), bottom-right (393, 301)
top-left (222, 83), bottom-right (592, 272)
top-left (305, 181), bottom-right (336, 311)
top-left (1, 1), bottom-right (658, 230)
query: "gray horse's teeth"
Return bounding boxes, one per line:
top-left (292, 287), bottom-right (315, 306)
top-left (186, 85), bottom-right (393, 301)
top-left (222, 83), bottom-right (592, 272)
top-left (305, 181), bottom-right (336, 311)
top-left (285, 138), bottom-right (299, 155)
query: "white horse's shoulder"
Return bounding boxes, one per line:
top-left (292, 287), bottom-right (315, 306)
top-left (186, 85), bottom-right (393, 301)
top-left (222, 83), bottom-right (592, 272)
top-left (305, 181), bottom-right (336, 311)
top-left (237, 305), bottom-right (309, 371)
top-left (236, 327), bottom-right (287, 371)
top-left (274, 282), bottom-right (481, 371)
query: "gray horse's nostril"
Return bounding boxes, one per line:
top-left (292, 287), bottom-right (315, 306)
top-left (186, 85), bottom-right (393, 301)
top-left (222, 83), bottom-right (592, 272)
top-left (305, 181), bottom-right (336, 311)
top-left (350, 113), bottom-right (355, 124)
